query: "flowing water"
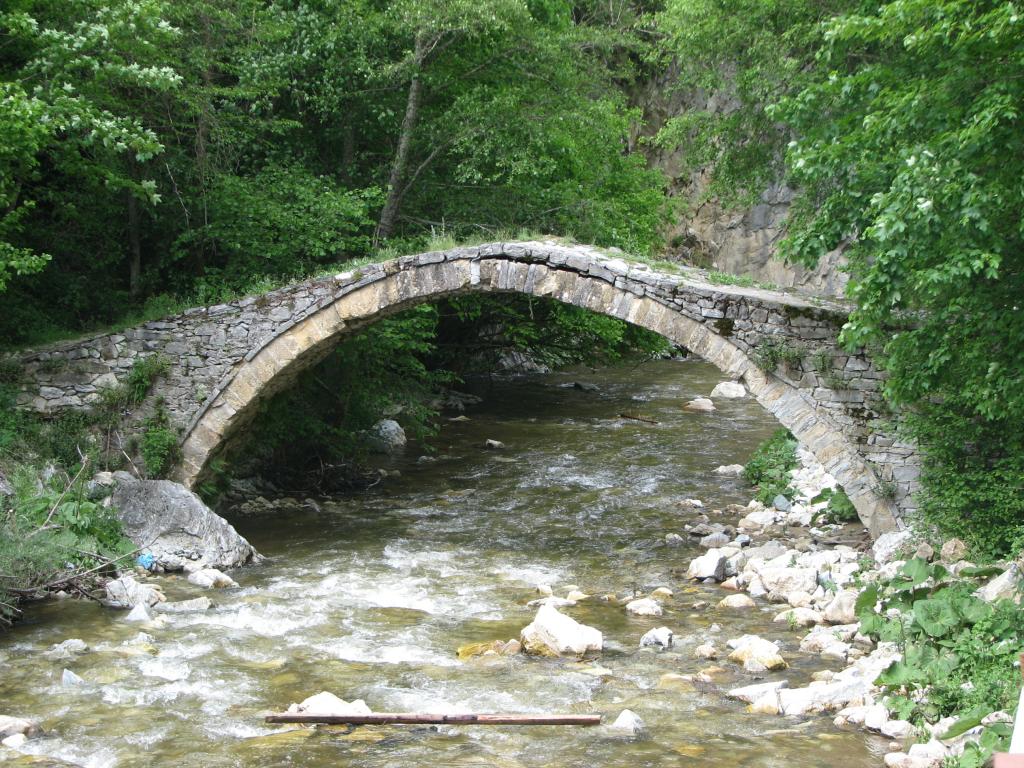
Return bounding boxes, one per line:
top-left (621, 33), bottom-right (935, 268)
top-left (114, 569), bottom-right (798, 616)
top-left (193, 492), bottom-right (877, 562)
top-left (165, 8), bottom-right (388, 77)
top-left (0, 359), bottom-right (886, 767)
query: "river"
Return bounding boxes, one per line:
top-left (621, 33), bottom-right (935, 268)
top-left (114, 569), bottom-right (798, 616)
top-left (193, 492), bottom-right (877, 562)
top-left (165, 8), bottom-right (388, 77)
top-left (0, 358), bottom-right (887, 767)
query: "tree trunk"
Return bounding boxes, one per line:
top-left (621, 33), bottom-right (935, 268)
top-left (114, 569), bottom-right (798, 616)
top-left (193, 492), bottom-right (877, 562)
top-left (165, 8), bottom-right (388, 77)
top-left (376, 33), bottom-right (426, 242)
top-left (127, 193), bottom-right (142, 300)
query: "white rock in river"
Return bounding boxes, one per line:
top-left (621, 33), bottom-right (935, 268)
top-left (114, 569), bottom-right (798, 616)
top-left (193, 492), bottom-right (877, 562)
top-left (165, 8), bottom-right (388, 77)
top-left (187, 568), bottom-right (238, 589)
top-left (123, 603), bottom-right (152, 623)
top-left (520, 605), bottom-right (602, 657)
top-left (609, 709), bottom-right (645, 735)
top-left (714, 464), bottom-right (745, 476)
top-left (823, 590), bottom-right (859, 624)
top-left (728, 680), bottom-right (789, 704)
top-left (287, 691), bottom-right (372, 716)
top-left (639, 627), bottom-right (673, 648)
top-left (44, 639), bottom-right (88, 659)
top-left (756, 566), bottom-right (818, 596)
top-left (104, 575), bottom-right (165, 609)
top-left (710, 381), bottom-right (746, 399)
top-left (726, 635), bottom-right (787, 671)
top-left (1, 733), bottom-right (26, 749)
top-left (0, 716), bottom-right (40, 740)
top-left (683, 397), bottom-right (716, 412)
top-left (61, 668), bottom-right (85, 687)
top-left (624, 598), bottom-right (663, 617)
top-left (687, 549), bottom-right (726, 581)
top-left (718, 593), bottom-right (755, 609)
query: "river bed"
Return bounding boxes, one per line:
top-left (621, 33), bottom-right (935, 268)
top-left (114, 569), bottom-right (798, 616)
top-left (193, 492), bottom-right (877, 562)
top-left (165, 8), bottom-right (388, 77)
top-left (0, 359), bottom-right (887, 767)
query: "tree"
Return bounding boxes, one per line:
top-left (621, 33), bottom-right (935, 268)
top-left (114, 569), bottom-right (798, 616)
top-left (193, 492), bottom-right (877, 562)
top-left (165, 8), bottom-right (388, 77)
top-left (773, 0), bottom-right (1024, 554)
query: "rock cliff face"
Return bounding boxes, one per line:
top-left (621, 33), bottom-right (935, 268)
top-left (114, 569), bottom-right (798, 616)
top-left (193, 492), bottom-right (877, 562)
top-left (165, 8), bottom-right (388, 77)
top-left (632, 67), bottom-right (848, 297)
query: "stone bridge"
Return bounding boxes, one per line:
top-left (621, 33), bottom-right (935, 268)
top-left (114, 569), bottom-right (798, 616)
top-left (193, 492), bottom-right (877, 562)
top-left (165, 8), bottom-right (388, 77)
top-left (11, 240), bottom-right (919, 536)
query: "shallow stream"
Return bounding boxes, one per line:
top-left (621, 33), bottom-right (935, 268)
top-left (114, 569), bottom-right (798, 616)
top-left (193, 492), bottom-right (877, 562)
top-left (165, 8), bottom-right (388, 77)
top-left (0, 359), bottom-right (886, 767)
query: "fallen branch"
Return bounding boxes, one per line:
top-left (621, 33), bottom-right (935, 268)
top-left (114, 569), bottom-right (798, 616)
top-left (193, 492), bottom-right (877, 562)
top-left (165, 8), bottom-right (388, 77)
top-left (265, 712), bottom-right (602, 727)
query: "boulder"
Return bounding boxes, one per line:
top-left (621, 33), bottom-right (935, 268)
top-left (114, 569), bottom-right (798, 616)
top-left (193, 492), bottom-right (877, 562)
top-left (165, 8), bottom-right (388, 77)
top-left (520, 605), bottom-right (602, 657)
top-left (187, 568), bottom-right (238, 589)
top-left (776, 678), bottom-right (868, 716)
top-left (756, 566), bottom-right (818, 596)
top-left (939, 538), bottom-right (968, 562)
top-left (738, 509), bottom-right (778, 530)
top-left (483, 438), bottom-right (505, 450)
top-left (366, 419), bottom-right (406, 454)
top-left (710, 382), bottom-right (746, 399)
top-left (104, 575), bottom-right (165, 609)
top-left (772, 495), bottom-right (792, 513)
top-left (718, 594), bottom-right (755, 609)
top-left (872, 530), bottom-right (913, 564)
top-left (609, 709), bottom-right (645, 736)
top-left (822, 590), bottom-right (859, 624)
top-left (686, 550), bottom-right (727, 581)
top-left (639, 627), bottom-right (673, 648)
top-left (683, 397), bottom-right (716, 412)
top-left (625, 598), bottom-right (663, 617)
top-left (975, 563), bottom-right (1021, 603)
top-left (0, 716), bottom-right (40, 740)
top-left (726, 635), bottom-right (787, 671)
top-left (287, 691), bottom-right (372, 716)
top-left (111, 472), bottom-right (259, 571)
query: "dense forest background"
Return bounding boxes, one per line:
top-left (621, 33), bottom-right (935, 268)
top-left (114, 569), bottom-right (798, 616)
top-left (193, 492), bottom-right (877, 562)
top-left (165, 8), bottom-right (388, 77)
top-left (2, 0), bottom-right (1023, 555)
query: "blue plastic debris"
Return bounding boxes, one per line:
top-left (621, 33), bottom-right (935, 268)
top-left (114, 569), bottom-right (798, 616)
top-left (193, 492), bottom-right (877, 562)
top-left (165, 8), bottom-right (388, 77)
top-left (136, 553), bottom-right (156, 570)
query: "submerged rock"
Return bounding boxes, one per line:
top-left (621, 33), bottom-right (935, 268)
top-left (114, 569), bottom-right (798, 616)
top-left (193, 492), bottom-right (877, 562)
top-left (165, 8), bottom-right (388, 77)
top-left (718, 594), bottom-right (755, 609)
top-left (714, 464), bottom-right (745, 476)
top-left (123, 603), bottom-right (152, 623)
top-left (683, 397), bottom-right (716, 412)
top-left (44, 639), bottom-right (89, 660)
top-left (624, 598), bottom-right (663, 617)
top-left (154, 597), bottom-right (212, 614)
top-left (111, 472), bottom-right (260, 571)
top-left (61, 668), bottom-right (85, 687)
top-left (520, 605), bottom-right (602, 657)
top-left (456, 639), bottom-right (521, 660)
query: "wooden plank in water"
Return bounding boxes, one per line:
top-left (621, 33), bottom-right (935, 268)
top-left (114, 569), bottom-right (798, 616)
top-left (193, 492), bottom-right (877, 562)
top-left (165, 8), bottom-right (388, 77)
top-left (265, 712), bottom-right (602, 726)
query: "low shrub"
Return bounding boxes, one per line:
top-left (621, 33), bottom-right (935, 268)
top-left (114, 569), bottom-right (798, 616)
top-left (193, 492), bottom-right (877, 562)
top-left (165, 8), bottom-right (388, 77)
top-left (743, 428), bottom-right (799, 504)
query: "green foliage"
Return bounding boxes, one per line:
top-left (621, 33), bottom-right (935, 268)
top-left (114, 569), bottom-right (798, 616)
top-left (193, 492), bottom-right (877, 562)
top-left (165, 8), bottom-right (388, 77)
top-left (435, 294), bottom-right (672, 374)
top-left (811, 486), bottom-right (858, 524)
top-left (743, 428), bottom-right (798, 504)
top-left (140, 403), bottom-right (180, 478)
top-left (707, 271), bottom-right (756, 288)
top-left (768, 0), bottom-right (1024, 558)
top-left (856, 558), bottom-right (1023, 766)
top-left (0, 465), bottom-right (135, 625)
top-left (751, 337), bottom-right (803, 373)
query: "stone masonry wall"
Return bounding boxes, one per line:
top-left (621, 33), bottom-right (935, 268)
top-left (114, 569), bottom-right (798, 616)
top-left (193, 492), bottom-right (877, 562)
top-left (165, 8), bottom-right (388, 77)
top-left (9, 241), bottom-right (919, 533)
